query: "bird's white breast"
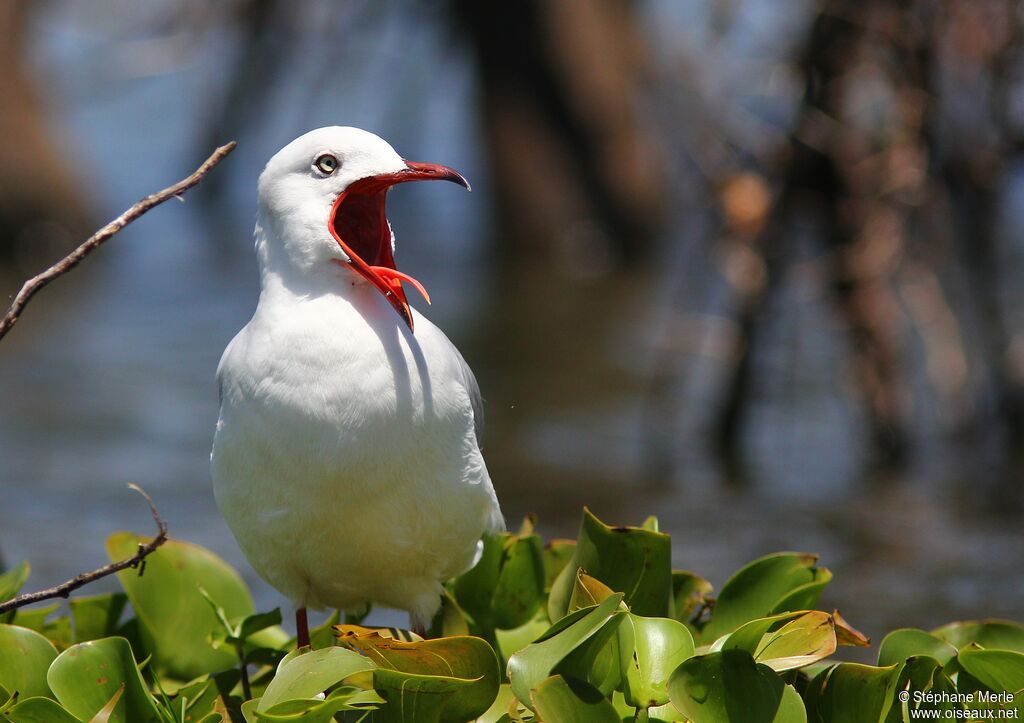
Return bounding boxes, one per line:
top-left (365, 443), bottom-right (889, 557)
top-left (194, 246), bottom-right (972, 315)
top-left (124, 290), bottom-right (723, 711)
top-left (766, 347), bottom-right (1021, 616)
top-left (211, 273), bottom-right (501, 623)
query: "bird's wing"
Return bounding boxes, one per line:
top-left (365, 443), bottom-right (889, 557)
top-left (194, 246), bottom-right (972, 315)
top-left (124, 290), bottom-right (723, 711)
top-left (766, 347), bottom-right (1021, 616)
top-left (456, 348), bottom-right (485, 448)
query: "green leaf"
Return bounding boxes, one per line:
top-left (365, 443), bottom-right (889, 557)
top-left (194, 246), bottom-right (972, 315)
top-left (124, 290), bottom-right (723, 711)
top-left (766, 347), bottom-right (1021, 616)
top-left (700, 553), bottom-right (829, 642)
top-left (725, 612), bottom-right (837, 672)
top-left (47, 637), bottom-right (162, 723)
top-left (957, 648), bottom-right (1024, 698)
top-left (931, 620), bottom-right (1024, 653)
top-left (450, 534), bottom-right (503, 634)
top-left (566, 570), bottom-right (616, 613)
top-left (877, 628), bottom-right (958, 667)
top-left (10, 605), bottom-right (58, 635)
top-left (252, 686), bottom-right (382, 722)
top-left (429, 591), bottom-right (471, 639)
top-left (670, 571), bottom-right (713, 625)
top-left (543, 540), bottom-right (576, 592)
top-left (882, 657), bottom-right (958, 723)
top-left (494, 608), bottom-right (551, 664)
top-left (667, 649), bottom-right (785, 723)
top-left (554, 608), bottom-right (625, 695)
top-left (0, 624), bottom-right (58, 700)
top-left (450, 531), bottom-right (546, 635)
top-left (1, 696), bottom-right (81, 723)
top-left (507, 593), bottom-right (624, 708)
top-left (342, 633), bottom-right (500, 723)
top-left (530, 675), bottom-right (620, 723)
top-left (802, 662), bottom-right (902, 723)
top-left (0, 562), bottom-right (30, 607)
top-left (106, 533), bottom-right (256, 679)
top-left (308, 610), bottom-right (341, 651)
top-left (69, 594), bottom-right (128, 644)
top-left (90, 683), bottom-right (125, 723)
top-left (492, 534), bottom-right (546, 630)
top-left (548, 509), bottom-right (672, 621)
top-left (371, 669), bottom-right (473, 723)
top-left (773, 684), bottom-right (807, 723)
top-left (257, 647), bottom-right (375, 712)
top-left (475, 684), bottom-right (520, 723)
top-left (619, 614), bottom-right (695, 709)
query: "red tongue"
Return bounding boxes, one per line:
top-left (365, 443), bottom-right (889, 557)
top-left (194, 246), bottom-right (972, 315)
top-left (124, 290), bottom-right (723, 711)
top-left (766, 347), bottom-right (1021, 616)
top-left (369, 266), bottom-right (431, 306)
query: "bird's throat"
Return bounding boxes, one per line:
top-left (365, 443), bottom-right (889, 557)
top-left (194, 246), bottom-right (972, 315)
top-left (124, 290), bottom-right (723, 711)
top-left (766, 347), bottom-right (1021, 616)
top-left (329, 181), bottom-right (426, 331)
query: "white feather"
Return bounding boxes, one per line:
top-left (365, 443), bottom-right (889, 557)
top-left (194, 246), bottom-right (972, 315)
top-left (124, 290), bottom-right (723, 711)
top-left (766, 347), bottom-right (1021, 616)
top-left (211, 128), bottom-right (503, 627)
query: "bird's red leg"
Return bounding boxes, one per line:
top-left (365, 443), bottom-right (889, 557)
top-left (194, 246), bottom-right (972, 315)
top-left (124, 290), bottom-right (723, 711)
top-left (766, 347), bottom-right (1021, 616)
top-left (296, 607), bottom-right (310, 648)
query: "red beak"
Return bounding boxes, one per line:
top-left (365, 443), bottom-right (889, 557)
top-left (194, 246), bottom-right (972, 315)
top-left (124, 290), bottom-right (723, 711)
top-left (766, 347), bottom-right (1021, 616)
top-left (328, 161), bottom-right (470, 332)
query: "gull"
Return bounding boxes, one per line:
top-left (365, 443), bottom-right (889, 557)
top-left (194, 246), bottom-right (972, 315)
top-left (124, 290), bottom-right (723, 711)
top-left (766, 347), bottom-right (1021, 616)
top-left (211, 127), bottom-right (504, 646)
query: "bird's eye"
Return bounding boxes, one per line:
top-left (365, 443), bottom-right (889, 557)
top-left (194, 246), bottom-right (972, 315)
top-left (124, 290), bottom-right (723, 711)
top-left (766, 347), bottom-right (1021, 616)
top-left (314, 154), bottom-right (339, 175)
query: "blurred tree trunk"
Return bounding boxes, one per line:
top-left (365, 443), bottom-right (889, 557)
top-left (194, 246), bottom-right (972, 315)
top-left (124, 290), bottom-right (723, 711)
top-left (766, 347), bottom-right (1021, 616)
top-left (937, 0), bottom-right (1024, 504)
top-left (717, 0), bottom-right (940, 470)
top-left (450, 0), bottom-right (665, 269)
top-left (0, 0), bottom-right (92, 270)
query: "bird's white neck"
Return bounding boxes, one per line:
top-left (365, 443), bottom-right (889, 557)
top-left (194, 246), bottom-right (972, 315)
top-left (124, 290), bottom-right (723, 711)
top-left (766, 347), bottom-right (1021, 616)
top-left (251, 216), bottom-right (406, 338)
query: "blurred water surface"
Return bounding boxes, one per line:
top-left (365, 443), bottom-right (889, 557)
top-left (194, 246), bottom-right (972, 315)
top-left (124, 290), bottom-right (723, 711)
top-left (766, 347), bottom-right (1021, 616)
top-left (1, 1), bottom-right (1022, 648)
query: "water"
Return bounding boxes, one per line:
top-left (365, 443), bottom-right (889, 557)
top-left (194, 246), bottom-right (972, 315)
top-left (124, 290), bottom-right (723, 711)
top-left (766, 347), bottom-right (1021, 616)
top-left (1, 1), bottom-right (1022, 653)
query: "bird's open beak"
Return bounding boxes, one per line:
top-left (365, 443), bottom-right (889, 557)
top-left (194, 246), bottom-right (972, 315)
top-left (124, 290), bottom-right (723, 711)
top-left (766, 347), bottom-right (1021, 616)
top-left (328, 160), bottom-right (471, 332)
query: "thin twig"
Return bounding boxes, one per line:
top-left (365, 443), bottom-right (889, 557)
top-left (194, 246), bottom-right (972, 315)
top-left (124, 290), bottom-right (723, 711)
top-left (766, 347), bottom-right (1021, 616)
top-left (0, 141), bottom-right (237, 342)
top-left (0, 484), bottom-right (169, 614)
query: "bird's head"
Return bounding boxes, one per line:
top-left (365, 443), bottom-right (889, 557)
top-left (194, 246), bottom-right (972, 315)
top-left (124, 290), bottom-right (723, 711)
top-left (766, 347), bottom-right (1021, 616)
top-left (256, 126), bottom-right (470, 331)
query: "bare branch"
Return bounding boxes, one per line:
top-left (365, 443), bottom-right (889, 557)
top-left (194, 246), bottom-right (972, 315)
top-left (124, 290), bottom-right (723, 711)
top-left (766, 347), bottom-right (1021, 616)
top-left (0, 484), bottom-right (169, 614)
top-left (0, 141), bottom-right (237, 342)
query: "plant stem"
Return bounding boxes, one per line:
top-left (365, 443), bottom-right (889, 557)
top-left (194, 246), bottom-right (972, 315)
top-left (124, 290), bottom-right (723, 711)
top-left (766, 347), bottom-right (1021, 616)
top-left (237, 644), bottom-right (252, 701)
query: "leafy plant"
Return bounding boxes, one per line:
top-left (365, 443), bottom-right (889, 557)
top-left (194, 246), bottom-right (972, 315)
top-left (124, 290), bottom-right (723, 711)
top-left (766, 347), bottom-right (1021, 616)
top-left (0, 509), bottom-right (1021, 722)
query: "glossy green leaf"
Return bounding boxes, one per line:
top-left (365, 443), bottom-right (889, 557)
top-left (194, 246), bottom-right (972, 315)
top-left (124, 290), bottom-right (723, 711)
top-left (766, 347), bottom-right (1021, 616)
top-left (877, 628), bottom-right (958, 666)
top-left (47, 637), bottom-right (162, 723)
top-left (257, 646), bottom-right (375, 712)
top-left (530, 675), bottom-right (620, 723)
top-left (450, 534), bottom-right (503, 633)
top-left (773, 684), bottom-right (807, 723)
top-left (307, 610), bottom-right (341, 651)
top-left (172, 676), bottom-right (224, 723)
top-left (668, 649), bottom-right (785, 723)
top-left (700, 553), bottom-right (828, 642)
top-left (882, 657), bottom-right (959, 723)
top-left (554, 608), bottom-right (625, 695)
top-left (106, 533), bottom-right (255, 679)
top-left (802, 662), bottom-right (902, 723)
top-left (91, 683), bottom-right (124, 723)
top-left (770, 570), bottom-right (833, 615)
top-left (429, 590), bottom-right (471, 639)
top-left (543, 540), bottom-right (576, 591)
top-left (1, 696), bottom-right (81, 723)
top-left (450, 530), bottom-right (546, 634)
top-left (10, 604), bottom-right (58, 635)
top-left (69, 593), bottom-right (127, 644)
top-left (670, 570), bottom-right (713, 625)
top-left (475, 684), bottom-right (519, 723)
top-left (0, 562), bottom-right (30, 607)
top-left (371, 669), bottom-right (472, 723)
top-left (494, 608), bottom-right (551, 664)
top-left (251, 686), bottom-right (382, 722)
top-left (619, 614), bottom-right (695, 708)
top-left (508, 593), bottom-right (624, 708)
top-left (957, 648), bottom-right (1024, 697)
top-left (566, 570), bottom-right (615, 613)
top-left (757, 613), bottom-right (837, 672)
top-left (548, 509), bottom-right (671, 621)
top-left (932, 620), bottom-right (1024, 653)
top-left (0, 624), bottom-right (58, 700)
top-left (343, 634), bottom-right (500, 723)
top-left (491, 534), bottom-right (546, 630)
